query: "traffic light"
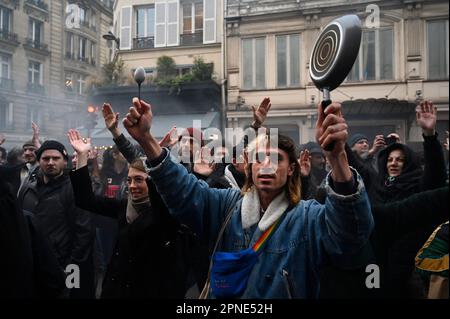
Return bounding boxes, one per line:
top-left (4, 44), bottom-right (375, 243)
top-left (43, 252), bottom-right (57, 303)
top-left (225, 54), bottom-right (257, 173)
top-left (85, 106), bottom-right (98, 130)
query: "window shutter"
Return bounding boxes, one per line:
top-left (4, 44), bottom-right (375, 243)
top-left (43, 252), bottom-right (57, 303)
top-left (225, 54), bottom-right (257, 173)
top-left (203, 0), bottom-right (216, 44)
top-left (166, 0), bottom-right (179, 46)
top-left (120, 6), bottom-right (132, 50)
top-left (155, 0), bottom-right (167, 47)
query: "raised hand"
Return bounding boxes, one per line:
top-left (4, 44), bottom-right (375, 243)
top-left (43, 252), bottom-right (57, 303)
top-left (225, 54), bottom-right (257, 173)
top-left (416, 100), bottom-right (437, 136)
top-left (31, 121), bottom-right (41, 148)
top-left (193, 147), bottom-right (215, 177)
top-left (368, 135), bottom-right (386, 156)
top-left (123, 98), bottom-right (153, 143)
top-left (252, 97), bottom-right (271, 129)
top-left (298, 149), bottom-right (311, 177)
top-left (316, 102), bottom-right (348, 157)
top-left (67, 129), bottom-right (91, 155)
top-left (159, 126), bottom-right (178, 148)
top-left (88, 147), bottom-right (99, 161)
top-left (102, 103), bottom-right (119, 131)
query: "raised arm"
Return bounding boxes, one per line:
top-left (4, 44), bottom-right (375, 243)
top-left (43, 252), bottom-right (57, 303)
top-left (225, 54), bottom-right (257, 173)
top-left (416, 100), bottom-right (446, 190)
top-left (102, 103), bottom-right (142, 163)
top-left (312, 102), bottom-right (374, 265)
top-left (122, 98), bottom-right (239, 241)
top-left (67, 129), bottom-right (125, 219)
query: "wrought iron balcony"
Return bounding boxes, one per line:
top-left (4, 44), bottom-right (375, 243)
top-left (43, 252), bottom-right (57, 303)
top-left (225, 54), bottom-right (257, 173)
top-left (27, 82), bottom-right (45, 95)
top-left (24, 38), bottom-right (49, 53)
top-left (180, 32), bottom-right (203, 46)
top-left (0, 77), bottom-right (14, 91)
top-left (0, 29), bottom-right (20, 46)
top-left (65, 52), bottom-right (76, 60)
top-left (24, 0), bottom-right (48, 12)
top-left (133, 36), bottom-right (155, 50)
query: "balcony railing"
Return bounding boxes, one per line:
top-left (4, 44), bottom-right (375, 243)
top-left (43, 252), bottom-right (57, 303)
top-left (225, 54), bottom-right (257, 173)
top-left (65, 52), bottom-right (76, 60)
top-left (78, 56), bottom-right (89, 63)
top-left (133, 36), bottom-right (155, 50)
top-left (180, 32), bottom-right (203, 46)
top-left (0, 29), bottom-right (20, 45)
top-left (0, 78), bottom-right (14, 91)
top-left (27, 82), bottom-right (45, 95)
top-left (24, 0), bottom-right (48, 12)
top-left (24, 38), bottom-right (49, 53)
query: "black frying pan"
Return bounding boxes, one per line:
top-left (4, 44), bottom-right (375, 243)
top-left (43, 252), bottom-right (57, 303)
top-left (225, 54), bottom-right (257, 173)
top-left (309, 14), bottom-right (362, 150)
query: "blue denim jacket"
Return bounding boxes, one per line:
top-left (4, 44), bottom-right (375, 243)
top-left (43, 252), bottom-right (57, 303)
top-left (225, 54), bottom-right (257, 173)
top-left (148, 150), bottom-right (374, 298)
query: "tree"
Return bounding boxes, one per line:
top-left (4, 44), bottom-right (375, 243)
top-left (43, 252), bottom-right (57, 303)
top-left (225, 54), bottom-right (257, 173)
top-left (192, 56), bottom-right (213, 81)
top-left (156, 56), bottom-right (177, 80)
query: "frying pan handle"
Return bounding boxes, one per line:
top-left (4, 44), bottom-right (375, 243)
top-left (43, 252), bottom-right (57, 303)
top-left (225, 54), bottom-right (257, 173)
top-left (321, 99), bottom-right (335, 152)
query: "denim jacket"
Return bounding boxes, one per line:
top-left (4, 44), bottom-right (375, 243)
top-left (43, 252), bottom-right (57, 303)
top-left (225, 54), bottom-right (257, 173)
top-left (148, 150), bottom-right (374, 298)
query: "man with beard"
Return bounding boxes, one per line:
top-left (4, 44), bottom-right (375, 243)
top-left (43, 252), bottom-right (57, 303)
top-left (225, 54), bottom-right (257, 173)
top-left (17, 140), bottom-right (95, 298)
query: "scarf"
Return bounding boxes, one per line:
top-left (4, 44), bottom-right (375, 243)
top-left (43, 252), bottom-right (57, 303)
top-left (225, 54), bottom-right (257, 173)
top-left (126, 195), bottom-right (151, 224)
top-left (241, 187), bottom-right (289, 231)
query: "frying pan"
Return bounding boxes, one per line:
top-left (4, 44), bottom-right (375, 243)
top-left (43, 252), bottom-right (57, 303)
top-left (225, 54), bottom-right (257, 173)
top-left (309, 14), bottom-right (362, 150)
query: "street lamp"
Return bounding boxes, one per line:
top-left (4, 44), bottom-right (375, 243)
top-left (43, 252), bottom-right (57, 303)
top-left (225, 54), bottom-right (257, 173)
top-left (102, 31), bottom-right (120, 47)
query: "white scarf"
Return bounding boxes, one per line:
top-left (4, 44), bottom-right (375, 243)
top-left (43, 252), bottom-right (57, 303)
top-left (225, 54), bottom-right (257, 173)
top-left (126, 195), bottom-right (151, 224)
top-left (241, 187), bottom-right (289, 231)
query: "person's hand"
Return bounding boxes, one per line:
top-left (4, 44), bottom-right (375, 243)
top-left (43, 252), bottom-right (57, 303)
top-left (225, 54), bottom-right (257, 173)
top-left (67, 129), bottom-right (91, 155)
top-left (88, 148), bottom-right (99, 161)
top-left (444, 131), bottom-right (449, 151)
top-left (0, 134), bottom-right (5, 146)
top-left (298, 149), bottom-right (311, 177)
top-left (159, 126), bottom-right (178, 148)
top-left (193, 147), bottom-right (215, 177)
top-left (123, 98), bottom-right (153, 143)
top-left (387, 133), bottom-right (401, 143)
top-left (316, 102), bottom-right (348, 158)
top-left (102, 103), bottom-right (121, 138)
top-left (416, 100), bottom-right (437, 136)
top-left (251, 97), bottom-right (271, 129)
top-left (368, 135), bottom-right (386, 156)
top-left (31, 122), bottom-right (41, 148)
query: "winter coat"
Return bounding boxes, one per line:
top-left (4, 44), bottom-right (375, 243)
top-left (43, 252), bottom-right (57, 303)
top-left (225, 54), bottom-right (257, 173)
top-left (147, 150), bottom-right (374, 298)
top-left (70, 165), bottom-right (198, 298)
top-left (17, 169), bottom-right (94, 271)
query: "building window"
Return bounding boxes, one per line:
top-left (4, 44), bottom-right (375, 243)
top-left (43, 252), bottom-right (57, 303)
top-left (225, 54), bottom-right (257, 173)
top-left (0, 6), bottom-right (11, 32)
top-left (28, 61), bottom-right (42, 85)
top-left (66, 32), bottom-right (75, 58)
top-left (27, 106), bottom-right (41, 128)
top-left (77, 74), bottom-right (86, 95)
top-left (79, 37), bottom-right (87, 61)
top-left (182, 1), bottom-right (203, 34)
top-left (29, 18), bottom-right (43, 43)
top-left (427, 20), bottom-right (449, 80)
top-left (242, 38), bottom-right (266, 89)
top-left (0, 53), bottom-right (10, 80)
top-left (90, 42), bottom-right (96, 65)
top-left (0, 102), bottom-right (13, 129)
top-left (91, 11), bottom-right (96, 30)
top-left (65, 72), bottom-right (73, 92)
top-left (136, 6), bottom-right (155, 38)
top-left (347, 28), bottom-right (394, 82)
top-left (276, 34), bottom-right (300, 88)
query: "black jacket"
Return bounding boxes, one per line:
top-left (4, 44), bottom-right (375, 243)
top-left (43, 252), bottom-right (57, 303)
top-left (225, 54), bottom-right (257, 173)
top-left (319, 186), bottom-right (449, 298)
top-left (70, 165), bottom-right (196, 298)
top-left (0, 163), bottom-right (26, 195)
top-left (17, 169), bottom-right (94, 269)
top-left (0, 178), bottom-right (34, 298)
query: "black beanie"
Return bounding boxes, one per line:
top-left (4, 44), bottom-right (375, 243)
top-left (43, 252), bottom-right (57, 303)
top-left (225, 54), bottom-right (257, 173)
top-left (348, 133), bottom-right (369, 147)
top-left (36, 140), bottom-right (69, 161)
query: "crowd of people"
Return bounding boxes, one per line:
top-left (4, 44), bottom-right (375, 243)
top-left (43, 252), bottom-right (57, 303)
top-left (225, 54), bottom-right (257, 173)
top-left (0, 97), bottom-right (448, 299)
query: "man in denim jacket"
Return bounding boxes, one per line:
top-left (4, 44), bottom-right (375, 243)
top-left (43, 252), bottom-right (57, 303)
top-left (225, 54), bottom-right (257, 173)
top-left (122, 97), bottom-right (374, 298)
